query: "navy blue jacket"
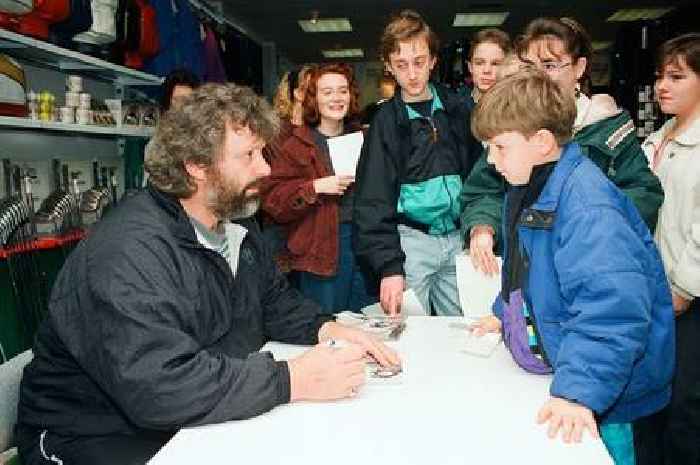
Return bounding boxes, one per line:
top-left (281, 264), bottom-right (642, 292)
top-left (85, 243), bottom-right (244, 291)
top-left (17, 187), bottom-right (331, 439)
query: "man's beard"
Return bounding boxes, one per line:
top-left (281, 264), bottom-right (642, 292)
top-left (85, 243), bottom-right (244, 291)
top-left (207, 167), bottom-right (261, 221)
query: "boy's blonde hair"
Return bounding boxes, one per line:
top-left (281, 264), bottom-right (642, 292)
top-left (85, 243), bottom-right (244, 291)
top-left (472, 68), bottom-right (576, 145)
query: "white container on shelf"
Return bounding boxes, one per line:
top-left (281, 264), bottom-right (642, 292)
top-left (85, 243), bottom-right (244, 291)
top-left (76, 108), bottom-right (92, 125)
top-left (65, 91), bottom-right (80, 107)
top-left (59, 106), bottom-right (75, 123)
top-left (66, 75), bottom-right (83, 92)
top-left (79, 92), bottom-right (91, 109)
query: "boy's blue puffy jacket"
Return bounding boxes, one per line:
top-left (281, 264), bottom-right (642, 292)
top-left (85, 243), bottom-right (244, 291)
top-left (495, 143), bottom-right (675, 423)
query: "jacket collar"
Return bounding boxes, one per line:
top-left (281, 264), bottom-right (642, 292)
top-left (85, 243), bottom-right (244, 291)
top-left (404, 83), bottom-right (445, 120)
top-left (528, 143), bottom-right (584, 213)
top-left (391, 82), bottom-right (459, 128)
top-left (147, 185), bottom-right (201, 246)
top-left (643, 116), bottom-right (700, 148)
top-left (290, 124), bottom-right (317, 146)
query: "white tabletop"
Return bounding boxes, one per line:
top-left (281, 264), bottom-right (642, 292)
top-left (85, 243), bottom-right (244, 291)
top-left (149, 317), bottom-right (612, 465)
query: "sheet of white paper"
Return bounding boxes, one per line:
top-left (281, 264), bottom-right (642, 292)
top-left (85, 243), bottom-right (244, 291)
top-left (401, 288), bottom-right (426, 316)
top-left (327, 131), bottom-right (364, 176)
top-left (361, 289), bottom-right (426, 316)
top-left (462, 330), bottom-right (502, 358)
top-left (455, 253), bottom-right (502, 318)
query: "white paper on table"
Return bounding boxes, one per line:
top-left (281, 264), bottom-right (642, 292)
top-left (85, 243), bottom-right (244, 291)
top-left (401, 288), bottom-right (426, 316)
top-left (361, 288), bottom-right (426, 316)
top-left (327, 131), bottom-right (364, 176)
top-left (462, 328), bottom-right (502, 358)
top-left (455, 253), bottom-right (502, 318)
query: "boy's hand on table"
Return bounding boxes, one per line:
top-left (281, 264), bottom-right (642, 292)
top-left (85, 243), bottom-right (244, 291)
top-left (537, 397), bottom-right (599, 443)
top-left (470, 315), bottom-right (502, 337)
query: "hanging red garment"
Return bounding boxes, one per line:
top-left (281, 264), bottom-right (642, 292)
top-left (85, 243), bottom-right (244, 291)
top-left (124, 0), bottom-right (159, 69)
top-left (16, 0), bottom-right (71, 40)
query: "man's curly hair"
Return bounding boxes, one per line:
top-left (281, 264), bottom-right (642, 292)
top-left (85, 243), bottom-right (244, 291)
top-left (146, 83), bottom-right (280, 197)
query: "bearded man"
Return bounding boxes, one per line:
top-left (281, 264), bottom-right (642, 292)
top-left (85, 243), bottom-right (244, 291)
top-left (15, 84), bottom-right (399, 465)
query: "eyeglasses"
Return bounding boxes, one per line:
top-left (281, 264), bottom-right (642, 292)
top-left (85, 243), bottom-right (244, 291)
top-left (522, 60), bottom-right (573, 73)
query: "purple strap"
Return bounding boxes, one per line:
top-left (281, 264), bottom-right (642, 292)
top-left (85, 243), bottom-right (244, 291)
top-left (502, 289), bottom-right (552, 375)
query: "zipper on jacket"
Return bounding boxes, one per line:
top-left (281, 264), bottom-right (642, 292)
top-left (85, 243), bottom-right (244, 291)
top-left (429, 118), bottom-right (438, 143)
top-left (519, 231), bottom-right (553, 368)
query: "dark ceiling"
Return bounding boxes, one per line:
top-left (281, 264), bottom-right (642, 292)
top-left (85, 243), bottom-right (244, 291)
top-left (219, 0), bottom-right (695, 64)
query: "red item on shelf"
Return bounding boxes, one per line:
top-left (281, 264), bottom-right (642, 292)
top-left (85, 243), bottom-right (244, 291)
top-left (0, 229), bottom-right (86, 259)
top-left (124, 0), bottom-right (159, 69)
top-left (16, 0), bottom-right (70, 40)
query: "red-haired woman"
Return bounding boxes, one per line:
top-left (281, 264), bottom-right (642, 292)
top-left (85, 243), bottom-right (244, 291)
top-left (262, 63), bottom-right (376, 313)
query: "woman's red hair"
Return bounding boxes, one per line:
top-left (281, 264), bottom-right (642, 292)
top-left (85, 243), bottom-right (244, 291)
top-left (303, 63), bottom-right (360, 126)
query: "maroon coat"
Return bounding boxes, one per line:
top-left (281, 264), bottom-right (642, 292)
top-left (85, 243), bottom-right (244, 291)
top-left (261, 125), bottom-right (339, 277)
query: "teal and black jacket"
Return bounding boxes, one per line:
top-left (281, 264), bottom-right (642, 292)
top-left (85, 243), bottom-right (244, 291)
top-left (353, 83), bottom-right (482, 279)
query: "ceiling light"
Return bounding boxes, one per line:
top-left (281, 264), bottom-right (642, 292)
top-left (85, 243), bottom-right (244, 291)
top-left (322, 48), bottom-right (364, 58)
top-left (453, 12), bottom-right (509, 27)
top-left (607, 7), bottom-right (674, 22)
top-left (592, 41), bottom-right (613, 51)
top-left (299, 18), bottom-right (352, 33)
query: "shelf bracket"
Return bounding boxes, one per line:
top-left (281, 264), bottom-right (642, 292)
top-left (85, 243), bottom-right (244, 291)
top-left (115, 76), bottom-right (163, 87)
top-left (117, 138), bottom-right (126, 157)
top-left (114, 83), bottom-right (125, 99)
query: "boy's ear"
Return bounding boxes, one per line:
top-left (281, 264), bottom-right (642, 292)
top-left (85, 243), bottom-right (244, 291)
top-left (428, 55), bottom-right (438, 71)
top-left (533, 129), bottom-right (558, 156)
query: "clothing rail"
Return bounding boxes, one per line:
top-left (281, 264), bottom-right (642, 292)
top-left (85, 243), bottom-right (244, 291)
top-left (186, 0), bottom-right (265, 46)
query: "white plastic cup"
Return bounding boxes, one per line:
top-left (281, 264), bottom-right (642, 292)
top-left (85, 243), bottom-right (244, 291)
top-left (59, 106), bottom-right (75, 124)
top-left (76, 108), bottom-right (92, 125)
top-left (65, 91), bottom-right (80, 107)
top-left (78, 92), bottom-right (91, 109)
top-left (67, 75), bottom-right (83, 92)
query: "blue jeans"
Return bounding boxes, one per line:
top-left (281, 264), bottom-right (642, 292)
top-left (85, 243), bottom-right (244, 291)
top-left (297, 223), bottom-right (376, 314)
top-left (397, 224), bottom-right (462, 316)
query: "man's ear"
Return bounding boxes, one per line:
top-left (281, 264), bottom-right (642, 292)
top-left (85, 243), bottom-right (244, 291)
top-left (184, 161), bottom-right (208, 184)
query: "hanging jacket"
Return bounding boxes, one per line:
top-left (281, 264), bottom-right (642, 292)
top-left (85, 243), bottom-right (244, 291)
top-left (14, 0), bottom-right (70, 40)
top-left (202, 24), bottom-right (227, 83)
top-left (353, 82), bottom-right (482, 279)
top-left (144, 0), bottom-right (204, 79)
top-left (121, 0), bottom-right (159, 69)
top-left (495, 143), bottom-right (674, 423)
top-left (460, 93), bottom-right (664, 250)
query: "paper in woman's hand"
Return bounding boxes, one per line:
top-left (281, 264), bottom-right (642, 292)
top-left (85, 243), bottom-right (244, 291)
top-left (328, 131), bottom-right (364, 176)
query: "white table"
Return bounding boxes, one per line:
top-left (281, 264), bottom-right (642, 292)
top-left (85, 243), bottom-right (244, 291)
top-left (149, 317), bottom-right (612, 465)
